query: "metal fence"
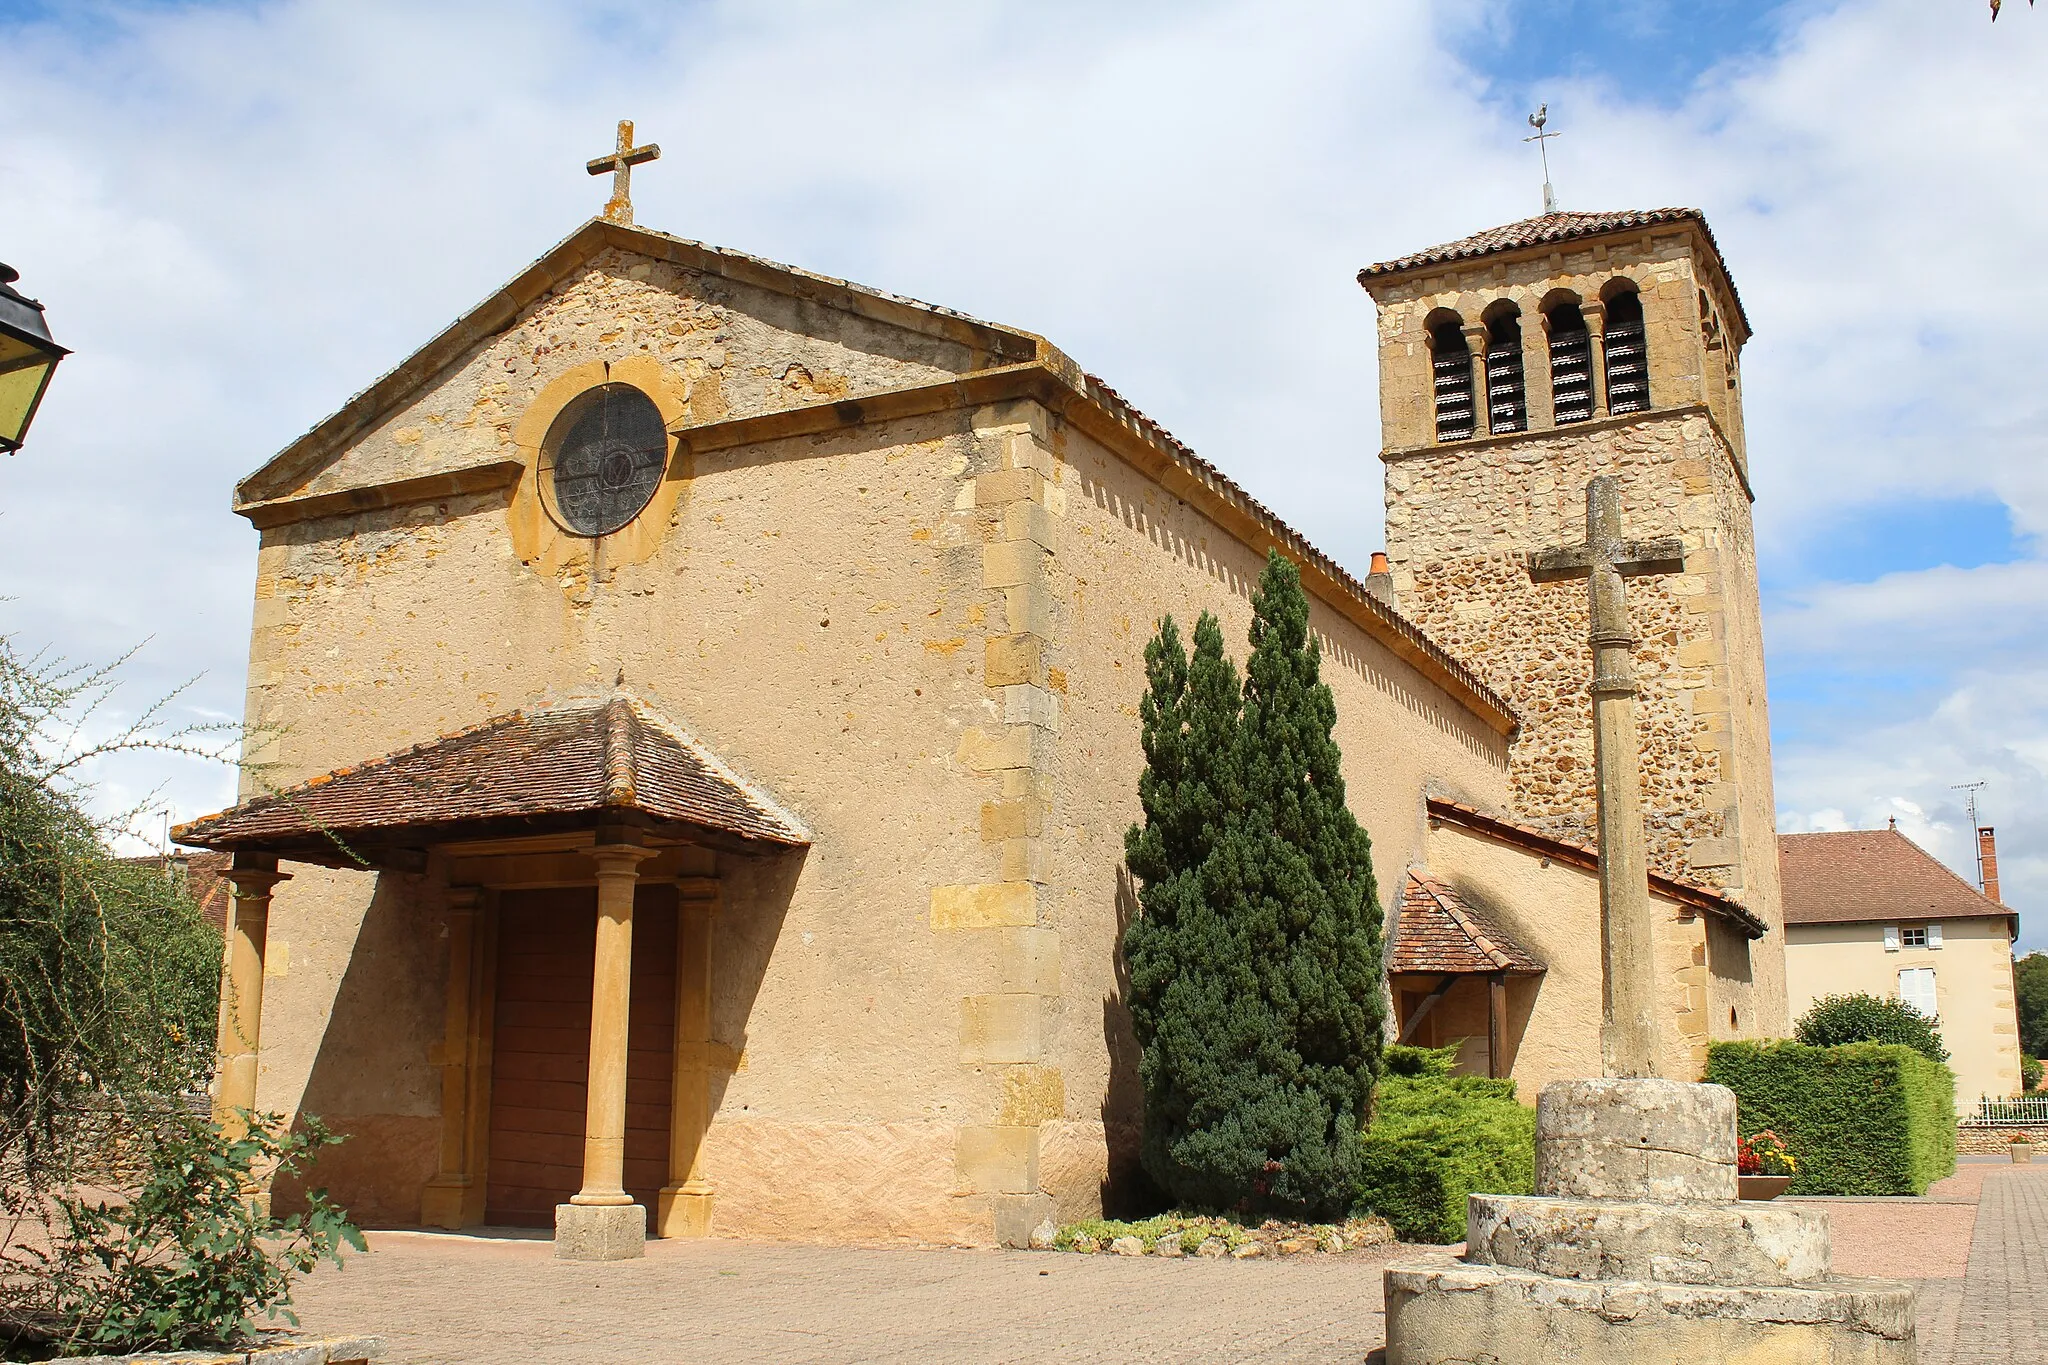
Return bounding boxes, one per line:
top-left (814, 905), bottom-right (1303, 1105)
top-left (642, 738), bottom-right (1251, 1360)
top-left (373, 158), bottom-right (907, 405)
top-left (1966, 1094), bottom-right (2048, 1125)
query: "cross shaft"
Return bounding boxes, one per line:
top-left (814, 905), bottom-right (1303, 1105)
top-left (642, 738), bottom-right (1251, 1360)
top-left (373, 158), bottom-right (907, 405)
top-left (586, 119), bottom-right (661, 226)
top-left (1528, 476), bottom-right (1684, 1078)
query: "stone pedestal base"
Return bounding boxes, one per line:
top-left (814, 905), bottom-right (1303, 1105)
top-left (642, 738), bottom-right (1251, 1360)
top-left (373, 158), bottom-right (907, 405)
top-left (657, 1186), bottom-right (714, 1238)
top-left (1384, 1080), bottom-right (1919, 1364)
top-left (1385, 1254), bottom-right (1914, 1364)
top-left (554, 1202), bottom-right (646, 1261)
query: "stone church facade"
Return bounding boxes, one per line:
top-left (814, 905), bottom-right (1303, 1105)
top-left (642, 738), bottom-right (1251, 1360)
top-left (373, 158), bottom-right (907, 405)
top-left (179, 206), bottom-right (1786, 1251)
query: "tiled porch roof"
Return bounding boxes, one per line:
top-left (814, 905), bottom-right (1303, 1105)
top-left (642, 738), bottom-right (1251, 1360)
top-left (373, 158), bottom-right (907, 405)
top-left (1387, 871), bottom-right (1545, 977)
top-left (173, 692), bottom-right (808, 861)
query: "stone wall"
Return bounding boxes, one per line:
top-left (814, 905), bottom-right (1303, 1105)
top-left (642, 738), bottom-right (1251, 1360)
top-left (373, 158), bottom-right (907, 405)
top-left (1383, 409), bottom-right (1788, 1038)
top-left (1957, 1125), bottom-right (2047, 1156)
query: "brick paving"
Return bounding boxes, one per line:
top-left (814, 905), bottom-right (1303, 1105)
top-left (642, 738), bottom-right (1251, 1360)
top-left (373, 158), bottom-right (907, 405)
top-left (292, 1165), bottom-right (2048, 1363)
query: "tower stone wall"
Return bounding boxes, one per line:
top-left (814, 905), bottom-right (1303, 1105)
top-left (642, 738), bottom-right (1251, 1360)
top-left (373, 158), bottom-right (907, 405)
top-left (1363, 214), bottom-right (1788, 1039)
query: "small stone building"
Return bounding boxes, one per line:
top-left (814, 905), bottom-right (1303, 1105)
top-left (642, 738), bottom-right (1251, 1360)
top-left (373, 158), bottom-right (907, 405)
top-left (1781, 825), bottom-right (2024, 1107)
top-left (178, 204), bottom-right (1790, 1249)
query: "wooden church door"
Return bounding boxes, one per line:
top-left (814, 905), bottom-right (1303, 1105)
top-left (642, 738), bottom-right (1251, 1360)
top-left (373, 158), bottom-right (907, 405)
top-left (484, 884), bottom-right (677, 1228)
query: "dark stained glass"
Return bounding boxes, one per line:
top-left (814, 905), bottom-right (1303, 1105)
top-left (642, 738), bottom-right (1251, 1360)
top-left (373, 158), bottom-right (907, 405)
top-left (545, 383), bottom-right (668, 536)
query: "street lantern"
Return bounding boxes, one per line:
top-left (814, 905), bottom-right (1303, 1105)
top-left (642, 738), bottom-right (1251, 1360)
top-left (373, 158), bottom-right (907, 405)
top-left (0, 263), bottom-right (68, 454)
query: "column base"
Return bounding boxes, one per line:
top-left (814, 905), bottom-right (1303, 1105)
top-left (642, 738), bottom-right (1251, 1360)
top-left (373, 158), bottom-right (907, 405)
top-left (554, 1202), bottom-right (646, 1261)
top-left (419, 1176), bottom-right (471, 1231)
top-left (657, 1186), bottom-right (714, 1238)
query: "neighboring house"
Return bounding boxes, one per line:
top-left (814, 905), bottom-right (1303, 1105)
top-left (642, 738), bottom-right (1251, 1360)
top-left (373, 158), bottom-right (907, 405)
top-left (1780, 824), bottom-right (2024, 1106)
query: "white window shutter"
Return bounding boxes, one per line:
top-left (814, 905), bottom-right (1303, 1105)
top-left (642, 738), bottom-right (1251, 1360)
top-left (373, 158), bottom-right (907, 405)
top-left (1884, 925), bottom-right (1900, 951)
top-left (1928, 923), bottom-right (1944, 949)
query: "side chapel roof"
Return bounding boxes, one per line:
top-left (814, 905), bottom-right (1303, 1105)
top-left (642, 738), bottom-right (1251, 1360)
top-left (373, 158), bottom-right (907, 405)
top-left (1779, 829), bottom-right (2016, 933)
top-left (173, 691), bottom-right (809, 862)
top-left (232, 217), bottom-right (1519, 740)
top-left (1388, 871), bottom-right (1545, 976)
top-left (1426, 797), bottom-right (1768, 939)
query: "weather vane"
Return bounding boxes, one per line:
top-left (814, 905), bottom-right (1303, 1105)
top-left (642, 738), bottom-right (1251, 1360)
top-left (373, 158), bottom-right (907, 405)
top-left (1525, 105), bottom-right (1560, 214)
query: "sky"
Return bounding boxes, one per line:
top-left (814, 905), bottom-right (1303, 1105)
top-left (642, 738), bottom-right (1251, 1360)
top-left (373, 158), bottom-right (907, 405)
top-left (2, 0), bottom-right (2045, 952)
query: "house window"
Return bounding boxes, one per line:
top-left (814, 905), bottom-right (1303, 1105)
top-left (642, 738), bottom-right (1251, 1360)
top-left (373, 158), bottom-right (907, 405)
top-left (1900, 926), bottom-right (1927, 949)
top-left (1898, 967), bottom-right (1938, 1020)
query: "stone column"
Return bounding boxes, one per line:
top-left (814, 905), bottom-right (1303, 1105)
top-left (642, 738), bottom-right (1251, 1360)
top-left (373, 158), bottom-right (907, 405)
top-left (1583, 298), bottom-right (1609, 419)
top-left (421, 885), bottom-right (483, 1230)
top-left (213, 854), bottom-right (289, 1138)
top-left (1462, 324), bottom-right (1491, 434)
top-left (557, 842), bottom-right (655, 1261)
top-left (1589, 540), bottom-right (1661, 1080)
top-left (658, 885), bottom-right (718, 1237)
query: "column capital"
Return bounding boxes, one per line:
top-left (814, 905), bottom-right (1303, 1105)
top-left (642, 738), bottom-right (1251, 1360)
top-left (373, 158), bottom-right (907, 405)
top-left (445, 884), bottom-right (485, 914)
top-left (590, 843), bottom-right (658, 879)
top-left (226, 854), bottom-right (290, 900)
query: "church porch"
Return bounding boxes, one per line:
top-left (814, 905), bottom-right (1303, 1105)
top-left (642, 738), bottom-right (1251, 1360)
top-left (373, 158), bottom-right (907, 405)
top-left (174, 692), bottom-right (808, 1259)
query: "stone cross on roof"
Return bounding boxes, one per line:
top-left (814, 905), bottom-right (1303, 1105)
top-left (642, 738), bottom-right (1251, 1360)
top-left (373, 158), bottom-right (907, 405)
top-left (586, 119), bottom-right (661, 226)
top-left (1528, 475), bottom-right (1684, 1078)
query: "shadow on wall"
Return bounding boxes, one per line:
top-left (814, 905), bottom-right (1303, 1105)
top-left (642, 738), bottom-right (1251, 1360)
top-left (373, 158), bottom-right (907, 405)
top-left (703, 846), bottom-right (806, 1126)
top-left (273, 870), bottom-right (442, 1226)
top-left (1101, 867), bottom-right (1163, 1218)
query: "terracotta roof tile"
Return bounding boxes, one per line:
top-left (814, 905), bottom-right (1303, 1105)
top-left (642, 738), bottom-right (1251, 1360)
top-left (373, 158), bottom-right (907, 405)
top-left (1779, 829), bottom-right (2014, 927)
top-left (1388, 871), bottom-right (1544, 976)
top-left (173, 692), bottom-right (808, 855)
top-left (1357, 208), bottom-right (1750, 337)
top-left (1360, 209), bottom-right (1702, 278)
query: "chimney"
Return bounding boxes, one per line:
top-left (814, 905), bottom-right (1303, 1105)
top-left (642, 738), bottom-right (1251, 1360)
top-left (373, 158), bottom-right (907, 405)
top-left (1977, 827), bottom-right (2001, 903)
top-left (1365, 551), bottom-right (1395, 607)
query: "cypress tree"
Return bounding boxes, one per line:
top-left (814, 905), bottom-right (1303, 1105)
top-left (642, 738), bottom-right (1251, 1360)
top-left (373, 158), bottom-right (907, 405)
top-left (1122, 551), bottom-right (1384, 1218)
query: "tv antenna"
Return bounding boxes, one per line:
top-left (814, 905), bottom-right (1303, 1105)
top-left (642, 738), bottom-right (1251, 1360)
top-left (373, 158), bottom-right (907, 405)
top-left (1525, 105), bottom-right (1561, 214)
top-left (1952, 780), bottom-right (1988, 890)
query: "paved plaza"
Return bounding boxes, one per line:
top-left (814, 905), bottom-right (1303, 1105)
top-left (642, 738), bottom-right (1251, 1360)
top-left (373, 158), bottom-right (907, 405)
top-left (292, 1161), bottom-right (2046, 1363)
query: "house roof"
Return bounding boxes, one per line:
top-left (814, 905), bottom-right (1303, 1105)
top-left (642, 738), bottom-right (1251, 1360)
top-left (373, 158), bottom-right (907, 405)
top-left (1425, 796), bottom-right (1768, 939)
top-left (1388, 871), bottom-right (1545, 976)
top-left (1356, 208), bottom-right (1750, 340)
top-left (173, 692), bottom-right (809, 864)
top-left (1779, 829), bottom-right (2016, 933)
top-left (231, 218), bottom-right (1520, 741)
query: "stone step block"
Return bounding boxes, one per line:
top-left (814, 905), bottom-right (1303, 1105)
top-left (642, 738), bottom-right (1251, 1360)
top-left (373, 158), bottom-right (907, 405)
top-left (1466, 1193), bottom-right (1831, 1286)
top-left (1536, 1077), bottom-right (1738, 1203)
top-left (1384, 1253), bottom-right (1914, 1364)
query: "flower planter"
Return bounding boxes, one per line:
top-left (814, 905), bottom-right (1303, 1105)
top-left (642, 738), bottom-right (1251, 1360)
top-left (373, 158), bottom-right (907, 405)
top-left (1738, 1174), bottom-right (1791, 1201)
top-left (2012, 1143), bottom-right (2034, 1164)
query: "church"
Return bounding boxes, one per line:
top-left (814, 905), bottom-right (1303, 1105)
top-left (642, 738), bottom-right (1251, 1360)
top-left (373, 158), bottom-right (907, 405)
top-left (176, 136), bottom-right (1789, 1253)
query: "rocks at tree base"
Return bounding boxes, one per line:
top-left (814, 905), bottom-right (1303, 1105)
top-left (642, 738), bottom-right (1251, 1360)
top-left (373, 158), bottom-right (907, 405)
top-left (1197, 1237), bottom-right (1228, 1258)
top-left (1109, 1236), bottom-right (1146, 1256)
top-left (1155, 1237), bottom-right (1185, 1258)
top-left (1028, 1219), bottom-right (1057, 1250)
top-left (1230, 1242), bottom-right (1265, 1259)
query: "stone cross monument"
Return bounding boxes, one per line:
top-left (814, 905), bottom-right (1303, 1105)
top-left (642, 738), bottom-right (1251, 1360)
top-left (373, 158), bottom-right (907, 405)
top-left (1380, 478), bottom-right (1917, 1362)
top-left (586, 119), bottom-right (661, 226)
top-left (1528, 475), bottom-right (1684, 1079)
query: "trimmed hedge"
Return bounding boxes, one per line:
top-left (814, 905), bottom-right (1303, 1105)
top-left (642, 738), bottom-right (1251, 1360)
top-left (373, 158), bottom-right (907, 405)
top-left (1352, 1045), bottom-right (1534, 1244)
top-left (1706, 1040), bottom-right (1956, 1195)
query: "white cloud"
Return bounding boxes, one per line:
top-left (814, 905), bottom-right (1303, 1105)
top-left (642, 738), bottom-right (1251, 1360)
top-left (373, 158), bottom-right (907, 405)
top-left (3, 0), bottom-right (2046, 942)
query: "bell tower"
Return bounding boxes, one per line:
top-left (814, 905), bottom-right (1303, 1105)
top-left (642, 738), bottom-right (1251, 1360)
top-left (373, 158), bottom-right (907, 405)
top-left (1358, 208), bottom-right (1786, 1036)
